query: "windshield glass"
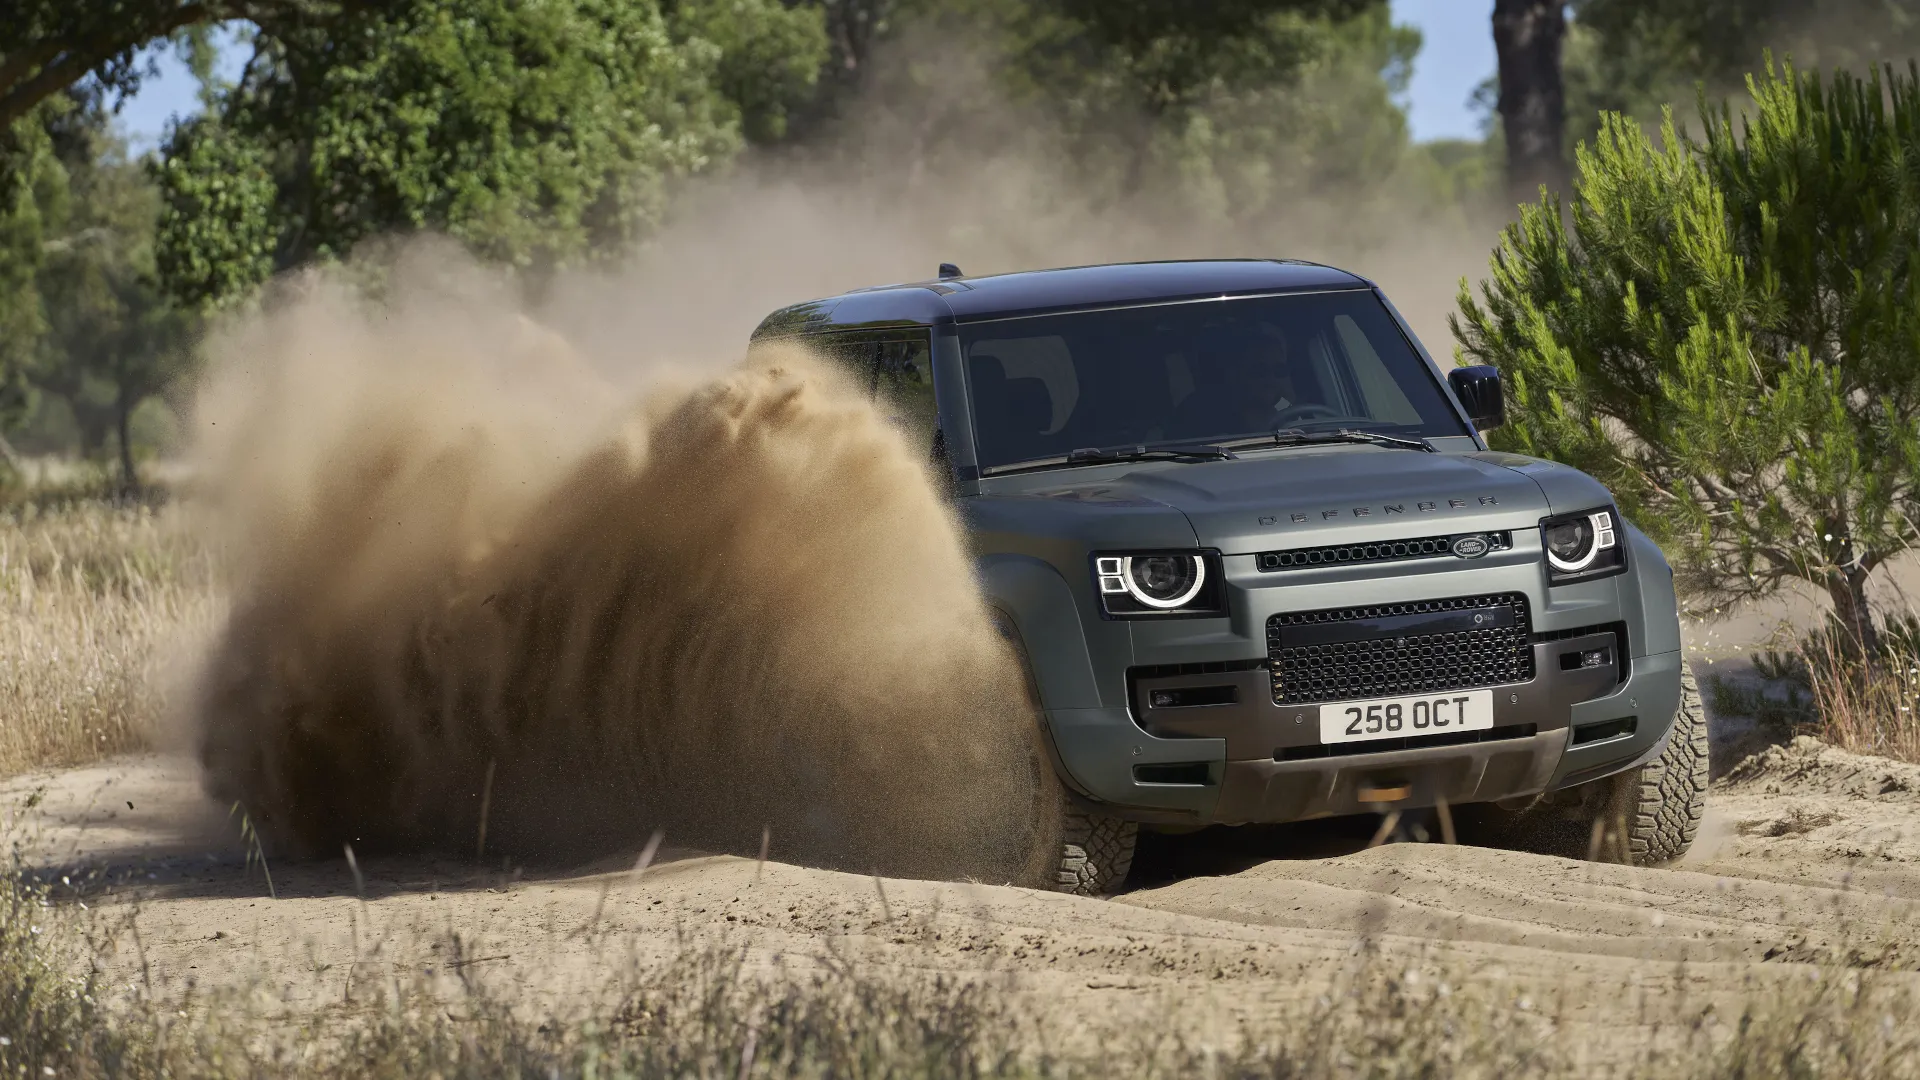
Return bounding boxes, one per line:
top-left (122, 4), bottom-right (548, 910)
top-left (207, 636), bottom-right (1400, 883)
top-left (960, 290), bottom-right (1467, 470)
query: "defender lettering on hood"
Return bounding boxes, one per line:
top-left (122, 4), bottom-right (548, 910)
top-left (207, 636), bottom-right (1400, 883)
top-left (1258, 495), bottom-right (1502, 526)
top-left (1088, 451), bottom-right (1553, 553)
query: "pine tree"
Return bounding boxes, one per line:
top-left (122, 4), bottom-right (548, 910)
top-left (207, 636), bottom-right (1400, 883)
top-left (1454, 60), bottom-right (1920, 651)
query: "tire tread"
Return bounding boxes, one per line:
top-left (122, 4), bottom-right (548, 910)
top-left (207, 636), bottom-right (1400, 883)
top-left (1054, 810), bottom-right (1137, 895)
top-left (1620, 661), bottom-right (1709, 863)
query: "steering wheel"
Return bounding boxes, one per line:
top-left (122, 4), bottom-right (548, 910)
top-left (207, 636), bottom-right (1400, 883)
top-left (1271, 402), bottom-right (1344, 426)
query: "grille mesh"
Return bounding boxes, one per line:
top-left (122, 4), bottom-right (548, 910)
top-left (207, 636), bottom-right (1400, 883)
top-left (1256, 531), bottom-right (1511, 572)
top-left (1268, 593), bottom-right (1535, 705)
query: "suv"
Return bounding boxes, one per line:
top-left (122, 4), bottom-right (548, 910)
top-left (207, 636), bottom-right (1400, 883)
top-left (751, 260), bottom-right (1707, 895)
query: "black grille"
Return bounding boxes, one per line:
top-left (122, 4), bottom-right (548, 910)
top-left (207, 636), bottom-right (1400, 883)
top-left (1255, 531), bottom-right (1511, 572)
top-left (1267, 593), bottom-right (1535, 705)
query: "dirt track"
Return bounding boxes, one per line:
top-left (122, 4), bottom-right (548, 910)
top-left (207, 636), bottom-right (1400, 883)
top-left (7, 721), bottom-right (1919, 1059)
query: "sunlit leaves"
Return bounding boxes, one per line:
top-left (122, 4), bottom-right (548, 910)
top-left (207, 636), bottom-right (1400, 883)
top-left (151, 0), bottom-right (828, 306)
top-left (1454, 62), bottom-right (1920, 631)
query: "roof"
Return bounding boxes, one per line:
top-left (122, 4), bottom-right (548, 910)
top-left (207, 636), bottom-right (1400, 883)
top-left (750, 259), bottom-right (1371, 339)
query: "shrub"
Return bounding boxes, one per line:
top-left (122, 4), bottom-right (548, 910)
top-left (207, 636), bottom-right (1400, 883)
top-left (1454, 59), bottom-right (1920, 654)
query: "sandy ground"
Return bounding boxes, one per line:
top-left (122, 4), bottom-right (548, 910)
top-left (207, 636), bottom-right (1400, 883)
top-left (6, 595), bottom-right (1918, 1059)
top-left (6, 717), bottom-right (1919, 1060)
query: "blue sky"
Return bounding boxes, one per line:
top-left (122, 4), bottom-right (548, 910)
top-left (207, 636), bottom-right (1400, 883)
top-left (114, 2), bottom-right (1499, 150)
top-left (114, 26), bottom-right (247, 152)
top-left (1393, 0), bottom-right (1497, 141)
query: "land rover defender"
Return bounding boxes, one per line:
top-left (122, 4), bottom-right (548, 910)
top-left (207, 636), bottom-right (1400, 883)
top-left (750, 260), bottom-right (1707, 895)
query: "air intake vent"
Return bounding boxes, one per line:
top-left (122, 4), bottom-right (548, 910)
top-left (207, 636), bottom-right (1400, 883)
top-left (1133, 762), bottom-right (1213, 785)
top-left (1256, 531), bottom-right (1512, 572)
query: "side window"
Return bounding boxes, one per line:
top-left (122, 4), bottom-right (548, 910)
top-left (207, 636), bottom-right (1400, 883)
top-left (807, 331), bottom-right (938, 450)
top-left (809, 334), bottom-right (871, 377)
top-left (872, 337), bottom-right (937, 447)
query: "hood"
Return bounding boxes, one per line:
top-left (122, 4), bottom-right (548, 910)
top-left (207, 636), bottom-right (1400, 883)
top-left (1006, 446), bottom-right (1557, 554)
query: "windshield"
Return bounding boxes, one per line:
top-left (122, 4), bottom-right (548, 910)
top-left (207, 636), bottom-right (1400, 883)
top-left (960, 290), bottom-right (1468, 471)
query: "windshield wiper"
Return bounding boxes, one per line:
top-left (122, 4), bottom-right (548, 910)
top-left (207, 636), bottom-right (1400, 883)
top-left (980, 430), bottom-right (1431, 477)
top-left (983, 442), bottom-right (1237, 476)
top-left (1217, 428), bottom-right (1436, 453)
top-left (1067, 443), bottom-right (1239, 464)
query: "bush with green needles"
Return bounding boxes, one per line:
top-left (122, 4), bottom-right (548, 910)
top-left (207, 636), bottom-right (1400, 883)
top-left (1455, 58), bottom-right (1920, 656)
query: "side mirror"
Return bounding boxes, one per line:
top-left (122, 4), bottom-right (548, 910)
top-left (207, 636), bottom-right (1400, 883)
top-left (1448, 365), bottom-right (1505, 432)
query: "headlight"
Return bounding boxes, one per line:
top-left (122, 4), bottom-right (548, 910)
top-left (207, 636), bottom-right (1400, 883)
top-left (1540, 507), bottom-right (1626, 583)
top-left (1093, 551), bottom-right (1226, 617)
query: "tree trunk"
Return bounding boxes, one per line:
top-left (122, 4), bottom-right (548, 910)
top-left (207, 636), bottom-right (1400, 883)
top-left (115, 400), bottom-right (138, 496)
top-left (1492, 0), bottom-right (1568, 205)
top-left (1825, 568), bottom-right (1880, 658)
top-left (71, 398), bottom-right (114, 458)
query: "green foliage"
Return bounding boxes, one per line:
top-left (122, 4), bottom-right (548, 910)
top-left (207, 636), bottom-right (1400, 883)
top-left (19, 0), bottom-right (1448, 457)
top-left (1564, 0), bottom-right (1920, 149)
top-left (1009, 0), bottom-right (1382, 117)
top-left (1, 99), bottom-right (189, 481)
top-left (1167, 5), bottom-right (1419, 217)
top-left (1409, 137), bottom-right (1501, 206)
top-left (671, 0), bottom-right (832, 143)
top-left (150, 116), bottom-right (275, 309)
top-left (1454, 61), bottom-right (1920, 640)
top-left (35, 108), bottom-right (191, 478)
top-left (0, 2), bottom-right (358, 129)
top-left (154, 0), bottom-right (826, 305)
top-left (0, 112), bottom-right (66, 432)
top-left (845, 0), bottom-right (1448, 232)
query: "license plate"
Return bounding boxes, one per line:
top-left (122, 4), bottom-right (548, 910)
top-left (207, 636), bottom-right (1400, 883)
top-left (1318, 689), bottom-right (1495, 745)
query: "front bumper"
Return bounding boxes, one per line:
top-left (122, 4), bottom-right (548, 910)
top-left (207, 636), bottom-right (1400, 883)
top-left (1044, 644), bottom-right (1684, 825)
top-left (1009, 522), bottom-right (1685, 826)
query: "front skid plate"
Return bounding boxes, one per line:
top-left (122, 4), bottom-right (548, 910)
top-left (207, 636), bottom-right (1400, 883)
top-left (1209, 729), bottom-right (1564, 825)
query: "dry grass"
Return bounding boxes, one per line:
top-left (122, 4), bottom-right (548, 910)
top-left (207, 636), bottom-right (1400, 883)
top-left (1792, 615), bottom-right (1920, 762)
top-left (1713, 617), bottom-right (1920, 764)
top-left (0, 499), bottom-right (220, 778)
top-left (1799, 656), bottom-right (1920, 763)
top-left (4, 860), bottom-right (1919, 1079)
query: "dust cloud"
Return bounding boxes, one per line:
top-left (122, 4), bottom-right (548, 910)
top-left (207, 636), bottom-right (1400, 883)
top-left (539, 32), bottom-right (1501, 366)
top-left (183, 35), bottom-right (1503, 884)
top-left (188, 253), bottom-right (1058, 883)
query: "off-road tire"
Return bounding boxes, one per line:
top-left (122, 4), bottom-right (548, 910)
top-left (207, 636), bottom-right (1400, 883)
top-left (1457, 661), bottom-right (1709, 862)
top-left (1053, 808), bottom-right (1138, 895)
top-left (1605, 660), bottom-right (1709, 864)
top-left (996, 623), bottom-right (1139, 897)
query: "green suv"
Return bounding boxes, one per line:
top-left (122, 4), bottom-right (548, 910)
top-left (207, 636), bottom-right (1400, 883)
top-left (752, 260), bottom-right (1707, 895)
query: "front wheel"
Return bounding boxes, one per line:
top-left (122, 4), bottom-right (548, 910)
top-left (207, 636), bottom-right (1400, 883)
top-left (1048, 800), bottom-right (1138, 895)
top-left (996, 627), bottom-right (1139, 895)
top-left (1460, 660), bottom-right (1708, 864)
top-left (1601, 660), bottom-right (1709, 863)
